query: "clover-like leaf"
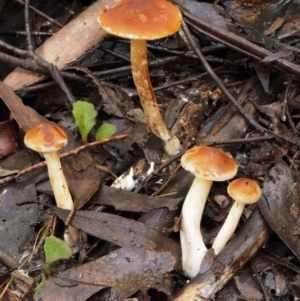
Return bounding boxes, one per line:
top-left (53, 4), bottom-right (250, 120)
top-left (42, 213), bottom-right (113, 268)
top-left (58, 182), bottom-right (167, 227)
top-left (44, 235), bottom-right (72, 265)
top-left (96, 123), bottom-right (117, 141)
top-left (72, 101), bottom-right (97, 144)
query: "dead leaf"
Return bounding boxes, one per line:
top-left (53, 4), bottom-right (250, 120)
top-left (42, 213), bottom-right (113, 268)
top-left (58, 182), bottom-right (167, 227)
top-left (172, 102), bottom-right (206, 149)
top-left (0, 151), bottom-right (39, 262)
top-left (120, 122), bottom-right (148, 156)
top-left (62, 150), bottom-right (101, 210)
top-left (234, 276), bottom-right (263, 300)
top-left (250, 143), bottom-right (287, 164)
top-left (0, 119), bottom-right (19, 158)
top-left (52, 206), bottom-right (181, 271)
top-left (38, 248), bottom-right (175, 301)
top-left (0, 166), bottom-right (18, 177)
top-left (259, 162), bottom-right (300, 260)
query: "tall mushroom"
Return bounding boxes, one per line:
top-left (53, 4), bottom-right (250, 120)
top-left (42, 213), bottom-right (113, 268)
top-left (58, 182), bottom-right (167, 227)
top-left (212, 178), bottom-right (261, 255)
top-left (180, 146), bottom-right (237, 278)
top-left (24, 123), bottom-right (79, 249)
top-left (98, 0), bottom-right (182, 156)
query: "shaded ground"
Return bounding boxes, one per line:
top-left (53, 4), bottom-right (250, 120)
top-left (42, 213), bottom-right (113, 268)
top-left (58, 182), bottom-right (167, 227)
top-left (1, 0), bottom-right (300, 300)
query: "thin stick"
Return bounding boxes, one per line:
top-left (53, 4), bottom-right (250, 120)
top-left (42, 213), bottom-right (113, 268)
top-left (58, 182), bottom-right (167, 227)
top-left (24, 0), bottom-right (75, 103)
top-left (181, 18), bottom-right (266, 134)
top-left (0, 133), bottom-right (129, 185)
top-left (14, 0), bottom-right (63, 28)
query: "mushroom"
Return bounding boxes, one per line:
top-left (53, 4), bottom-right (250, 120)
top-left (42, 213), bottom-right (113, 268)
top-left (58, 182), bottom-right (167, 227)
top-left (24, 123), bottom-right (79, 248)
top-left (180, 146), bottom-right (237, 278)
top-left (98, 0), bottom-right (182, 156)
top-left (212, 178), bottom-right (261, 255)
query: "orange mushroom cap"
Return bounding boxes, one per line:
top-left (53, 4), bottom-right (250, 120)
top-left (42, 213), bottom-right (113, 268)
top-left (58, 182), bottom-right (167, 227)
top-left (24, 123), bottom-right (68, 153)
top-left (227, 178), bottom-right (261, 204)
top-left (98, 0), bottom-right (182, 40)
top-left (181, 146), bottom-right (238, 181)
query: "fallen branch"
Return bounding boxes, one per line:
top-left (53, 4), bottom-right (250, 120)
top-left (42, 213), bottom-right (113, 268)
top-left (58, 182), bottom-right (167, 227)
top-left (4, 0), bottom-right (121, 90)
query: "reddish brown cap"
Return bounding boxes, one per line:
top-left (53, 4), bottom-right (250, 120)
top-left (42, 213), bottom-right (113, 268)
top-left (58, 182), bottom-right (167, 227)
top-left (227, 178), bottom-right (261, 204)
top-left (98, 0), bottom-right (182, 40)
top-left (181, 146), bottom-right (238, 181)
top-left (24, 123), bottom-right (68, 153)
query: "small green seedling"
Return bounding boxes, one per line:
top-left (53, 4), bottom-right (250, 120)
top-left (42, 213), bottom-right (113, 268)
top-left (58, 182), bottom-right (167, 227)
top-left (44, 235), bottom-right (72, 265)
top-left (33, 274), bottom-right (46, 299)
top-left (72, 101), bottom-right (97, 144)
top-left (72, 100), bottom-right (117, 144)
top-left (96, 123), bottom-right (117, 141)
top-left (34, 236), bottom-right (72, 299)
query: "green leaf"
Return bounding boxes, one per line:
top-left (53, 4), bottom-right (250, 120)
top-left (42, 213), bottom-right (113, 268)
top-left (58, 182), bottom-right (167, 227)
top-left (95, 123), bottom-right (117, 141)
top-left (34, 274), bottom-right (46, 299)
top-left (72, 101), bottom-right (97, 144)
top-left (44, 235), bottom-right (72, 265)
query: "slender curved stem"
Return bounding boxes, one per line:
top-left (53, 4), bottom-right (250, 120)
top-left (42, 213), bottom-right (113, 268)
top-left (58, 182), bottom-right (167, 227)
top-left (212, 201), bottom-right (245, 255)
top-left (44, 152), bottom-right (73, 210)
top-left (130, 39), bottom-right (181, 155)
top-left (180, 176), bottom-right (212, 278)
top-left (44, 151), bottom-right (81, 249)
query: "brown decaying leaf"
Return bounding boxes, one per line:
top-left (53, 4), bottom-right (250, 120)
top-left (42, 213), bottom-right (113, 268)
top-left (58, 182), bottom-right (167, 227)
top-left (38, 248), bottom-right (175, 301)
top-left (0, 119), bottom-right (19, 158)
top-left (0, 150), bottom-right (39, 261)
top-left (52, 206), bottom-right (181, 271)
top-left (234, 276), bottom-right (263, 301)
top-left (259, 162), bottom-right (300, 260)
top-left (250, 144), bottom-right (287, 164)
top-left (120, 122), bottom-right (148, 156)
top-left (172, 102), bottom-right (206, 149)
top-left (62, 150), bottom-right (101, 210)
top-left (248, 143), bottom-right (287, 177)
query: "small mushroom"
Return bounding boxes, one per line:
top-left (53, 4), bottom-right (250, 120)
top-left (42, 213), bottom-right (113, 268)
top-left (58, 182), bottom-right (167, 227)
top-left (212, 178), bottom-right (261, 255)
top-left (24, 123), bottom-right (79, 248)
top-left (180, 146), bottom-right (237, 278)
top-left (98, 0), bottom-right (182, 156)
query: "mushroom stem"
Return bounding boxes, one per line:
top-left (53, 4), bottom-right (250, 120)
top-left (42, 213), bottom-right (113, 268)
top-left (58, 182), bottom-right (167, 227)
top-left (212, 201), bottom-right (245, 255)
top-left (180, 176), bottom-right (212, 278)
top-left (130, 39), bottom-right (181, 156)
top-left (44, 151), bottom-right (80, 250)
top-left (43, 152), bottom-right (73, 210)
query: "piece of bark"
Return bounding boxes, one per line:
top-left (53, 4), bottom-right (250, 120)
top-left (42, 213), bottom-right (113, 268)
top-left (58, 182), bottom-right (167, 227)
top-left (37, 180), bottom-right (182, 213)
top-left (91, 184), bottom-right (183, 212)
top-left (3, 0), bottom-right (121, 91)
top-left (174, 208), bottom-right (271, 300)
top-left (0, 82), bottom-right (46, 131)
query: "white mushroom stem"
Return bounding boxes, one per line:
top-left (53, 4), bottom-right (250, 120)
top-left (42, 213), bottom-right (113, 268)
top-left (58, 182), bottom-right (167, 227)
top-left (130, 39), bottom-right (181, 156)
top-left (180, 177), bottom-right (212, 278)
top-left (44, 152), bottom-right (73, 209)
top-left (212, 201), bottom-right (245, 255)
top-left (44, 152), bottom-right (80, 250)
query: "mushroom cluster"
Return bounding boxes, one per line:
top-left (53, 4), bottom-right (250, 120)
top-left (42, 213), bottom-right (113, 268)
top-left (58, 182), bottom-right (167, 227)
top-left (98, 0), bottom-right (182, 156)
top-left (180, 146), bottom-right (261, 278)
top-left (180, 146), bottom-right (238, 278)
